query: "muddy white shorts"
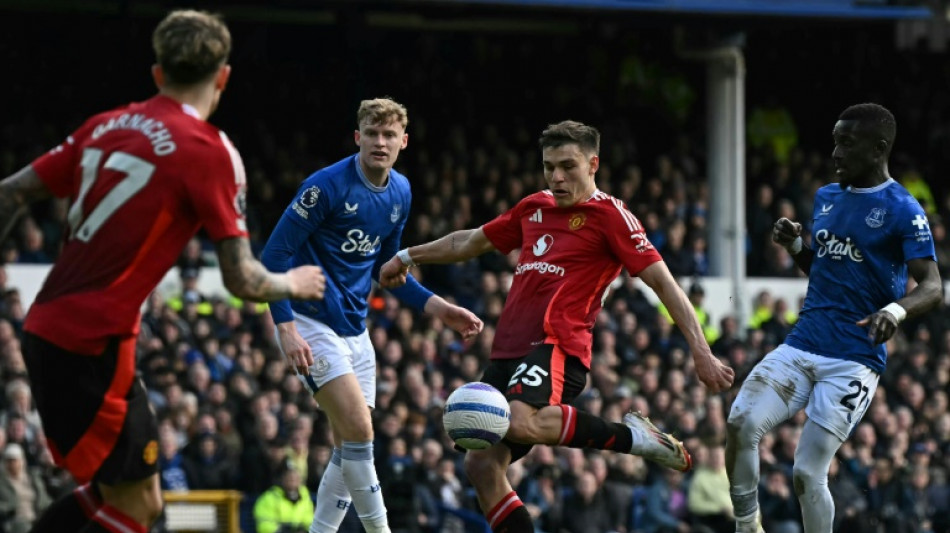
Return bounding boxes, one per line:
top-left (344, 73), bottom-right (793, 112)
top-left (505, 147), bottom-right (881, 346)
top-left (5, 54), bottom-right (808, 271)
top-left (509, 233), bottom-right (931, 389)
top-left (732, 343), bottom-right (879, 441)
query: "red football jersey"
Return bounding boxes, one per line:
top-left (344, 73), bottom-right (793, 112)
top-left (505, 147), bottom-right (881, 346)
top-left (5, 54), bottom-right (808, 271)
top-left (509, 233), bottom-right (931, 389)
top-left (482, 190), bottom-right (661, 368)
top-left (24, 95), bottom-right (248, 354)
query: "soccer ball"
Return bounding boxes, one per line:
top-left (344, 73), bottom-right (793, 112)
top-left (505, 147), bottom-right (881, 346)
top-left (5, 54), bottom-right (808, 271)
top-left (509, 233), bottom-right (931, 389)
top-left (443, 382), bottom-right (511, 450)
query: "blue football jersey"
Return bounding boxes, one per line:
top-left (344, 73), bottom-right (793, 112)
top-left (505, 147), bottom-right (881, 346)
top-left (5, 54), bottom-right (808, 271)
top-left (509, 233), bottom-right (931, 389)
top-left (785, 179), bottom-right (936, 373)
top-left (262, 154), bottom-right (431, 336)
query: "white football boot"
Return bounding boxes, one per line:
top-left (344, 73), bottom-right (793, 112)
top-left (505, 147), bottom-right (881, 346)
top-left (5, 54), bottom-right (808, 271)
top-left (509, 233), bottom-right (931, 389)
top-left (623, 411), bottom-right (692, 472)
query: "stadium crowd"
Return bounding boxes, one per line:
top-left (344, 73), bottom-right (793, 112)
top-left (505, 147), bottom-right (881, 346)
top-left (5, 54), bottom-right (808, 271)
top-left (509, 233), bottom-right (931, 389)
top-left (2, 9), bottom-right (950, 533)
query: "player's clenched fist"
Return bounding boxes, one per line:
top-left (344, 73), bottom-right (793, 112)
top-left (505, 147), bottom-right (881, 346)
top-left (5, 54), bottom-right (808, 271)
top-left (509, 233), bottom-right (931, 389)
top-left (694, 354), bottom-right (735, 393)
top-left (287, 265), bottom-right (326, 299)
top-left (379, 256), bottom-right (409, 288)
top-left (772, 217), bottom-right (802, 250)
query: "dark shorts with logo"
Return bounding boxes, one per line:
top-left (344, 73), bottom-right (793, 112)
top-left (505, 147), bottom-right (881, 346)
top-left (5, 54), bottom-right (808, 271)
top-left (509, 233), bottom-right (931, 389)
top-left (480, 343), bottom-right (588, 462)
top-left (23, 332), bottom-right (159, 485)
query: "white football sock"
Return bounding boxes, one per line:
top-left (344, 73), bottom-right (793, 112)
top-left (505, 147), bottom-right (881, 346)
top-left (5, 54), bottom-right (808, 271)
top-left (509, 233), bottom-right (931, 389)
top-left (310, 448), bottom-right (351, 533)
top-left (341, 440), bottom-right (389, 532)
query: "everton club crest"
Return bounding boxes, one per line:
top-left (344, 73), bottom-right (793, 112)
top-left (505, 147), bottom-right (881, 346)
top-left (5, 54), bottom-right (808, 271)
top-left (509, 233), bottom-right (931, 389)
top-left (865, 208), bottom-right (886, 228)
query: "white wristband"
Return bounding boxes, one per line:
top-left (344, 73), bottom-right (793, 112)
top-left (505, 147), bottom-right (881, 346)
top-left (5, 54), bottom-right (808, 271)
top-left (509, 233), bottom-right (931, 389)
top-left (881, 302), bottom-right (907, 323)
top-left (788, 236), bottom-right (803, 255)
top-left (396, 248), bottom-right (416, 267)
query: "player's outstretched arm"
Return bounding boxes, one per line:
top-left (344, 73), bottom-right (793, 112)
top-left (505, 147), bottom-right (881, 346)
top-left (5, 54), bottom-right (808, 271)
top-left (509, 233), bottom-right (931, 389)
top-left (379, 227), bottom-right (496, 288)
top-left (857, 258), bottom-right (942, 344)
top-left (215, 237), bottom-right (325, 302)
top-left (638, 261), bottom-right (735, 393)
top-left (0, 166), bottom-right (52, 243)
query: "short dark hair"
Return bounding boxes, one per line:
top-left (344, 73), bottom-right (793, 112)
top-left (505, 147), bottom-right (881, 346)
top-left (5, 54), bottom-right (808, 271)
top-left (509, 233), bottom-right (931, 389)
top-left (539, 120), bottom-right (600, 155)
top-left (839, 103), bottom-right (896, 148)
top-left (153, 10), bottom-right (231, 85)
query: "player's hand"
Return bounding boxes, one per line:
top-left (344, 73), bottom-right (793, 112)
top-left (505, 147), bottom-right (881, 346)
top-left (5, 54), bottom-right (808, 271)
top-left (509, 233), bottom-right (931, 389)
top-left (694, 353), bottom-right (734, 393)
top-left (857, 310), bottom-right (900, 345)
top-left (287, 265), bottom-right (326, 300)
top-left (277, 323), bottom-right (313, 374)
top-left (772, 218), bottom-right (802, 250)
top-left (379, 256), bottom-right (409, 288)
top-left (427, 297), bottom-right (484, 340)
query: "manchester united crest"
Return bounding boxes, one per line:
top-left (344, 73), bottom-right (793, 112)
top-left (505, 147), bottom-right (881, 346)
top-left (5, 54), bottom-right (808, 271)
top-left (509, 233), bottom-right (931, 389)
top-left (569, 213), bottom-right (586, 230)
top-left (143, 440), bottom-right (158, 465)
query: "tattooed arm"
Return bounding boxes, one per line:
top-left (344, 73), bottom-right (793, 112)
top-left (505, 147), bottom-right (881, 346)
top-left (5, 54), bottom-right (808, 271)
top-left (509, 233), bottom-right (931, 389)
top-left (215, 237), bottom-right (325, 302)
top-left (0, 166), bottom-right (53, 243)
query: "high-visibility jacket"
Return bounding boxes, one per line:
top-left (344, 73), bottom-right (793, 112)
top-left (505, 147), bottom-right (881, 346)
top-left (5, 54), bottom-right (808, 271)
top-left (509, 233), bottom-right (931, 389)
top-left (253, 485), bottom-right (314, 533)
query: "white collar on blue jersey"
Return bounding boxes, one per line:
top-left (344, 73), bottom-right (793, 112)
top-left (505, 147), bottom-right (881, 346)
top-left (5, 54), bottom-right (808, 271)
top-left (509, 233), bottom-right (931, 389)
top-left (848, 178), bottom-right (894, 194)
top-left (353, 154), bottom-right (389, 192)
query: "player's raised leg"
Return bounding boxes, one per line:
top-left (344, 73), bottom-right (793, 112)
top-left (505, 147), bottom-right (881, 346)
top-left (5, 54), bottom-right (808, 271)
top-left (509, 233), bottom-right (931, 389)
top-left (503, 344), bottom-right (690, 470)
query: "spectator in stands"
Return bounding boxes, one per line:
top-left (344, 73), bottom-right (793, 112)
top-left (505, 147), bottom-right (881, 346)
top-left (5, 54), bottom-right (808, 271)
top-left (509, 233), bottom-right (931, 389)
top-left (688, 444), bottom-right (733, 533)
top-left (867, 455), bottom-right (914, 533)
top-left (747, 98), bottom-right (798, 166)
top-left (642, 468), bottom-right (691, 533)
top-left (158, 428), bottom-right (189, 492)
top-left (14, 219), bottom-right (49, 264)
top-left (759, 468), bottom-right (800, 533)
top-left (184, 432), bottom-right (235, 490)
top-left (826, 457), bottom-right (871, 532)
top-left (0, 443), bottom-right (50, 533)
top-left (253, 461), bottom-right (314, 533)
top-left (557, 470), bottom-right (615, 533)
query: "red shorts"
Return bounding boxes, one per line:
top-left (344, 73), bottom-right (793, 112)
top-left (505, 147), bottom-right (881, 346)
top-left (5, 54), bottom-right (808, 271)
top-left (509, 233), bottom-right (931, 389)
top-left (22, 332), bottom-right (158, 485)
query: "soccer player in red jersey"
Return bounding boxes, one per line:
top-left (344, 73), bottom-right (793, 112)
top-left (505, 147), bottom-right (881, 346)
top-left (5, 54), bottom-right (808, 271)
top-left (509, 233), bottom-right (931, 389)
top-left (0, 10), bottom-right (325, 533)
top-left (380, 120), bottom-right (735, 533)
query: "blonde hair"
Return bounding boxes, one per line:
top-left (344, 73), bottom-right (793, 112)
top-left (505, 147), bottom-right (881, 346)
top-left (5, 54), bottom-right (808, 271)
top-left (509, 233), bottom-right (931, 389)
top-left (357, 97), bottom-right (408, 129)
top-left (153, 10), bottom-right (231, 85)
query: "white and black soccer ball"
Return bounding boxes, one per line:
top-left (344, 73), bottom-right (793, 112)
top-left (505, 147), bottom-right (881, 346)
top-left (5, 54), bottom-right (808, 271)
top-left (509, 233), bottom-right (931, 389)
top-left (443, 382), bottom-right (511, 450)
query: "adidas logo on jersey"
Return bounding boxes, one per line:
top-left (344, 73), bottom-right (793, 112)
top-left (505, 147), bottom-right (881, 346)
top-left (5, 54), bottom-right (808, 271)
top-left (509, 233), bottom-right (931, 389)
top-left (529, 209), bottom-right (542, 223)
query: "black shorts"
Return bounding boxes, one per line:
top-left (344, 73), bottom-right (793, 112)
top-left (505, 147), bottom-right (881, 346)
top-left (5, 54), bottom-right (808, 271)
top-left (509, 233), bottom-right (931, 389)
top-left (480, 343), bottom-right (588, 462)
top-left (22, 332), bottom-right (158, 486)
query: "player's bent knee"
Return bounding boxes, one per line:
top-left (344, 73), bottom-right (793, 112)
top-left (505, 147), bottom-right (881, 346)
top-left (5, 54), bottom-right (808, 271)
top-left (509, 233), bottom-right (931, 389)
top-left (726, 410), bottom-right (761, 446)
top-left (791, 465), bottom-right (823, 495)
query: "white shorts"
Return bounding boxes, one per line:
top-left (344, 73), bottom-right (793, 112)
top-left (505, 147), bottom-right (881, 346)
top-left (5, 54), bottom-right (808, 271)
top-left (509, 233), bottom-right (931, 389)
top-left (276, 313), bottom-right (376, 408)
top-left (732, 344), bottom-right (879, 441)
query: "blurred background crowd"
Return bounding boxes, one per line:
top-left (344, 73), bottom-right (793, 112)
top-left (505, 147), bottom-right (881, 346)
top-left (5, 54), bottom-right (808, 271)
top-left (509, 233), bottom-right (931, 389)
top-left (2, 3), bottom-right (950, 533)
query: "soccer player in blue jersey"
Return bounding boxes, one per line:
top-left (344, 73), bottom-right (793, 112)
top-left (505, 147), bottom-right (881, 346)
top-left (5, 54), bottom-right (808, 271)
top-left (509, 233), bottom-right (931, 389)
top-left (726, 103), bottom-right (943, 533)
top-left (260, 97), bottom-right (483, 533)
